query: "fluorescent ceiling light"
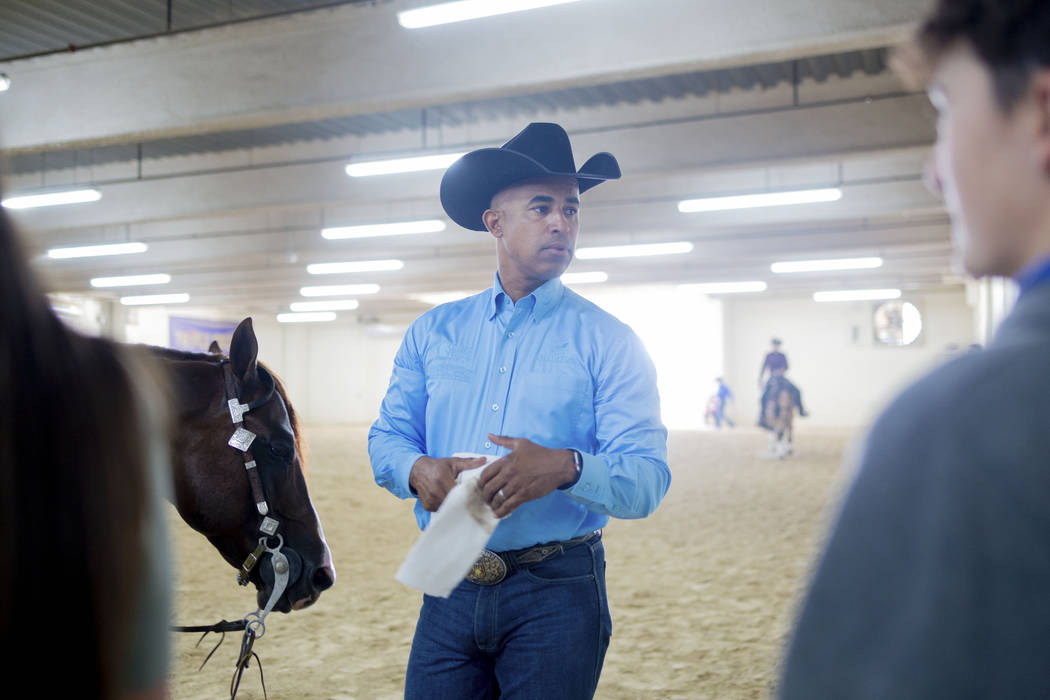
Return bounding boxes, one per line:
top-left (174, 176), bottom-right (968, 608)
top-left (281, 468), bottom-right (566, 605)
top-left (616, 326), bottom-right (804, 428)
top-left (300, 283), bottom-right (380, 297)
top-left (813, 288), bottom-right (901, 302)
top-left (47, 242), bottom-right (148, 259)
top-left (289, 299), bottom-right (360, 312)
top-left (562, 271), bottom-right (608, 285)
top-left (679, 281), bottom-right (768, 294)
top-left (277, 312), bottom-right (337, 323)
top-left (772, 257), bottom-right (883, 273)
top-left (410, 290), bottom-right (477, 306)
top-left (678, 188), bottom-right (842, 213)
top-left (345, 153), bottom-right (465, 177)
top-left (307, 259), bottom-right (404, 275)
top-left (2, 188), bottom-right (102, 209)
top-left (120, 293), bottom-right (190, 306)
top-left (90, 273), bottom-right (171, 288)
top-left (322, 220), bottom-right (446, 240)
top-left (398, 0), bottom-right (587, 28)
top-left (575, 242), bottom-right (694, 260)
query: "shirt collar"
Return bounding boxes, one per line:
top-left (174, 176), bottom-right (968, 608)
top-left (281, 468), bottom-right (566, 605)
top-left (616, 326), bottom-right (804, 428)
top-left (1013, 256), bottom-right (1050, 297)
top-left (488, 272), bottom-right (565, 322)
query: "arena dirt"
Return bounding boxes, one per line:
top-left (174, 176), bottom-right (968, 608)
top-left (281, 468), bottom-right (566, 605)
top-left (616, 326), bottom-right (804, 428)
top-left (168, 424), bottom-right (860, 699)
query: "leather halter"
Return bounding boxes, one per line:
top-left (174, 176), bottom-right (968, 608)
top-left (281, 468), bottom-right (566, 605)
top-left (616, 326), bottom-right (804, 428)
top-left (217, 359), bottom-right (290, 635)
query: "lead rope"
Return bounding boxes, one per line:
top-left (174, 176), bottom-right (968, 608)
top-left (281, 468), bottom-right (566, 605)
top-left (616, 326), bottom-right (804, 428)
top-left (171, 360), bottom-right (285, 699)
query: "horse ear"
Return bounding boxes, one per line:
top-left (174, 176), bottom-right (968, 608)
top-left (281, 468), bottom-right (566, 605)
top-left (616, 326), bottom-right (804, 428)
top-left (229, 318), bottom-right (259, 385)
top-left (208, 340), bottom-right (222, 354)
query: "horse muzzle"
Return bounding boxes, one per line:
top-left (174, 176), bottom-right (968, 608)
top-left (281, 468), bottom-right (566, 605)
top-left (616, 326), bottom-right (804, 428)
top-left (257, 546), bottom-right (335, 612)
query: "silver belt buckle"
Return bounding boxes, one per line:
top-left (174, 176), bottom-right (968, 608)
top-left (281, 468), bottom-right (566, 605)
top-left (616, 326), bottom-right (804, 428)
top-left (466, 549), bottom-right (507, 585)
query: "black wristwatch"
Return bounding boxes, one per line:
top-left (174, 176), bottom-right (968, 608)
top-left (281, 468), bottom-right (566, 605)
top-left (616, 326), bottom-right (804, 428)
top-left (559, 449), bottom-right (583, 490)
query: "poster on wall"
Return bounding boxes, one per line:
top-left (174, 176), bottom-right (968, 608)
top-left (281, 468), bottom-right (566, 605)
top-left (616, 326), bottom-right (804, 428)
top-left (169, 316), bottom-right (239, 353)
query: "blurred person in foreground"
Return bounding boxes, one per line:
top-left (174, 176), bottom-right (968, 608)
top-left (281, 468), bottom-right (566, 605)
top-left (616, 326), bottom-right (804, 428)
top-left (0, 206), bottom-right (173, 699)
top-left (369, 122), bottom-right (670, 699)
top-left (780, 1), bottom-right (1050, 697)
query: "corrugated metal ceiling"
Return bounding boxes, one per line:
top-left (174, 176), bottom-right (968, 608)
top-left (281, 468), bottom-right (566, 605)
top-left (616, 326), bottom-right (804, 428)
top-left (0, 0), bottom-right (889, 174)
top-left (0, 0), bottom-right (368, 60)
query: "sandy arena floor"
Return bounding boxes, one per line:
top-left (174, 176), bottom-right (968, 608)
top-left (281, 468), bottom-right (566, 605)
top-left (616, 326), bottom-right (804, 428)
top-left (167, 424), bottom-right (861, 699)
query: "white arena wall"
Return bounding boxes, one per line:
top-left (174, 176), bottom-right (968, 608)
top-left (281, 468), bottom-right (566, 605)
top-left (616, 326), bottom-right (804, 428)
top-left (99, 285), bottom-right (977, 433)
top-left (721, 288), bottom-right (977, 430)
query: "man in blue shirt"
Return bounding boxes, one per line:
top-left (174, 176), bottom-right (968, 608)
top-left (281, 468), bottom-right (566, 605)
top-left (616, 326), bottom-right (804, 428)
top-left (369, 122), bottom-right (670, 699)
top-left (780, 1), bottom-right (1050, 697)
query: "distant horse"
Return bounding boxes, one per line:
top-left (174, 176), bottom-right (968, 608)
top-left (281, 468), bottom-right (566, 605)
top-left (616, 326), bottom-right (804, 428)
top-left (154, 318), bottom-right (335, 617)
top-left (763, 375), bottom-right (796, 459)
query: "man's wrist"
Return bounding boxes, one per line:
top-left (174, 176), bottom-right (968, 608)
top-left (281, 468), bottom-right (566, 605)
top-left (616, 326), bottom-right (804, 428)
top-left (558, 449), bottom-right (583, 490)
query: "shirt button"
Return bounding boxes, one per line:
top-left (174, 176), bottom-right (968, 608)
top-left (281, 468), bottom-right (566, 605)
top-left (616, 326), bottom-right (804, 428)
top-left (508, 332), bottom-right (515, 338)
top-left (498, 366), bottom-right (507, 374)
top-left (484, 441), bottom-right (492, 448)
top-left (491, 403), bottom-right (499, 411)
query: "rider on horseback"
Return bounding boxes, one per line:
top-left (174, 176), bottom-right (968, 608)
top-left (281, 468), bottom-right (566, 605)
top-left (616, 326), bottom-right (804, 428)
top-left (758, 338), bottom-right (806, 428)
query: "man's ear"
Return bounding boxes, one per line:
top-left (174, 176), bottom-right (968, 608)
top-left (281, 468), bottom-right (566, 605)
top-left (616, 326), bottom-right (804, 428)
top-left (483, 209), bottom-right (503, 239)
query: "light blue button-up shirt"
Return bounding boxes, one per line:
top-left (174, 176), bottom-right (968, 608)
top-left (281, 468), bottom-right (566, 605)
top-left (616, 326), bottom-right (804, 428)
top-left (368, 273), bottom-right (670, 551)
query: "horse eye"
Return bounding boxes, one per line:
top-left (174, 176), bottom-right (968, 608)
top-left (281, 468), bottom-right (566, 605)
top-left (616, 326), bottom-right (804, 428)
top-left (269, 443), bottom-right (293, 460)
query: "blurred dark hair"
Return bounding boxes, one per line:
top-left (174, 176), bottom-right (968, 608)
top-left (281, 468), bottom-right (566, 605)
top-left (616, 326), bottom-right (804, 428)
top-left (907, 0), bottom-right (1050, 109)
top-left (0, 209), bottom-right (158, 698)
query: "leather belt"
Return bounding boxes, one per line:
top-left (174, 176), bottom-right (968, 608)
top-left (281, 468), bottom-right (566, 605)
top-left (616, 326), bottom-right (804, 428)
top-left (466, 531), bottom-right (601, 586)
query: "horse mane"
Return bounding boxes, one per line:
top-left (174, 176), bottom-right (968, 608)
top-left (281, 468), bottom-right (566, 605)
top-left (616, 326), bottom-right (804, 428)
top-left (148, 346), bottom-right (306, 471)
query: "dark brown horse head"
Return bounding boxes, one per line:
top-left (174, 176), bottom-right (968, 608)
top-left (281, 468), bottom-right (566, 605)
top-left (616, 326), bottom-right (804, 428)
top-left (159, 318), bottom-right (335, 613)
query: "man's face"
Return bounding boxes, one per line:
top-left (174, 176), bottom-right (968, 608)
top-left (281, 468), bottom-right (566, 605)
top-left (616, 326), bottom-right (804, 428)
top-left (484, 176), bottom-right (581, 289)
top-left (927, 43), bottom-right (1048, 277)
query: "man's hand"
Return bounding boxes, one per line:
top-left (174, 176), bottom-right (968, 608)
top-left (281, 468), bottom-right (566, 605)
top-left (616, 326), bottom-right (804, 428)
top-left (409, 455), bottom-right (487, 511)
top-left (478, 434), bottom-right (578, 518)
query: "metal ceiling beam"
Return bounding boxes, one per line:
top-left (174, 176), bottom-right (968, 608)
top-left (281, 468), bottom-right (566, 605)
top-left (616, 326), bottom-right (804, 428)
top-left (0, 0), bottom-right (923, 153)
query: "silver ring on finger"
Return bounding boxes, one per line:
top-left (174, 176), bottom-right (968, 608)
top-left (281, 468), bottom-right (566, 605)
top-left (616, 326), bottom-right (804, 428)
top-left (498, 488), bottom-right (506, 501)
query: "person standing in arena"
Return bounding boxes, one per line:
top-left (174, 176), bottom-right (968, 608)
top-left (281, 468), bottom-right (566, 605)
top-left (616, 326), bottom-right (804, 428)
top-left (369, 122), bottom-right (670, 699)
top-left (0, 206), bottom-right (173, 699)
top-left (780, 1), bottom-right (1050, 696)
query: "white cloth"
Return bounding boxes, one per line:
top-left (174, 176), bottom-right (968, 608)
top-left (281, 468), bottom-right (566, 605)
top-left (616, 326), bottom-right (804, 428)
top-left (395, 453), bottom-right (501, 597)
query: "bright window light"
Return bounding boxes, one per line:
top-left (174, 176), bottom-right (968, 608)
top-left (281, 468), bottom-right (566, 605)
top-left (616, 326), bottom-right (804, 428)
top-left (772, 257), bottom-right (883, 273)
top-left (307, 259), bottom-right (404, 275)
top-left (679, 281), bottom-right (768, 294)
top-left (277, 312), bottom-right (337, 323)
top-left (120, 293), bottom-right (190, 306)
top-left (289, 299), bottom-right (360, 312)
top-left (0, 73), bottom-right (10, 92)
top-left (678, 187), bottom-right (842, 213)
top-left (300, 283), bottom-right (380, 297)
top-left (345, 153), bottom-right (465, 177)
top-left (410, 290), bottom-right (477, 306)
top-left (813, 288), bottom-right (901, 302)
top-left (2, 188), bottom-right (102, 209)
top-left (562, 271), bottom-right (608, 285)
top-left (398, 0), bottom-right (587, 28)
top-left (575, 242), bottom-right (694, 260)
top-left (47, 242), bottom-right (148, 259)
top-left (322, 220), bottom-right (446, 240)
top-left (90, 273), bottom-right (171, 288)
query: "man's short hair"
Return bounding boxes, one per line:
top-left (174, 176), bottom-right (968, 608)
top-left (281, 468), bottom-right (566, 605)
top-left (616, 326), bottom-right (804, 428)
top-left (904, 0), bottom-right (1050, 110)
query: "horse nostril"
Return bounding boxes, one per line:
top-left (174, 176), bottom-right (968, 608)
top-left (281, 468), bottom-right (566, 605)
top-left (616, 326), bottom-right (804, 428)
top-left (313, 565), bottom-right (335, 592)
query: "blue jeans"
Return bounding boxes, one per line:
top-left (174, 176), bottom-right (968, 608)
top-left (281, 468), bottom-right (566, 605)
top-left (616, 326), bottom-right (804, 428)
top-left (404, 537), bottom-right (612, 699)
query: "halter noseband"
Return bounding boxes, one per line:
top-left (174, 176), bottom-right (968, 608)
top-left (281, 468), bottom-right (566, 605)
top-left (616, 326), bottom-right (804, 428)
top-left (218, 359), bottom-right (289, 636)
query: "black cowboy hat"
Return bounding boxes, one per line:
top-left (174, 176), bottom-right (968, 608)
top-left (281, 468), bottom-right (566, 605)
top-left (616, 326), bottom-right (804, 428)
top-left (439, 122), bottom-right (621, 231)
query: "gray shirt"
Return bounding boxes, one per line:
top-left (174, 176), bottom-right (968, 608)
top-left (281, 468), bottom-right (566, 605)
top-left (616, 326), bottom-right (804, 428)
top-left (779, 282), bottom-right (1050, 699)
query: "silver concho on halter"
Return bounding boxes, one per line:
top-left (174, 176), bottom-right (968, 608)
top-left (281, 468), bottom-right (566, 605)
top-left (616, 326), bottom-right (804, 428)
top-left (260, 516), bottom-right (279, 536)
top-left (228, 397), bottom-right (251, 424)
top-left (228, 426), bottom-right (256, 451)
